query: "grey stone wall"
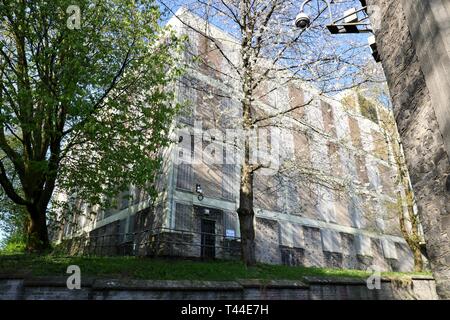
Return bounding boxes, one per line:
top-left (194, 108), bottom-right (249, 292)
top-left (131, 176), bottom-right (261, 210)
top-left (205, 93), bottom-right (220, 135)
top-left (56, 9), bottom-right (420, 274)
top-left (254, 218), bottom-right (411, 272)
top-left (0, 275), bottom-right (438, 300)
top-left (255, 218), bottom-right (282, 265)
top-left (368, 0), bottom-right (450, 297)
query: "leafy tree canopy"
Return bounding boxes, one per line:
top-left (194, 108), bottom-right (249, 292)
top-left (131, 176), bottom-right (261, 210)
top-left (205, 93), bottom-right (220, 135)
top-left (0, 0), bottom-right (185, 250)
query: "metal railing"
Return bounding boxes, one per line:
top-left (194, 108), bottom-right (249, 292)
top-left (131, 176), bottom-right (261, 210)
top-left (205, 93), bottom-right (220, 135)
top-left (66, 227), bottom-right (241, 260)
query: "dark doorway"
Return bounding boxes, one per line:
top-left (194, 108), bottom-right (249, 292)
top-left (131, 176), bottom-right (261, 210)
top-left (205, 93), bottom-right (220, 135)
top-left (201, 219), bottom-right (215, 259)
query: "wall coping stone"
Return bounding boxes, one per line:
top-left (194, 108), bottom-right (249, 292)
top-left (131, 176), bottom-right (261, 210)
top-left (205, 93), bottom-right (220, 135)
top-left (303, 276), bottom-right (383, 285)
top-left (0, 273), bottom-right (435, 288)
top-left (0, 273), bottom-right (29, 280)
top-left (24, 276), bottom-right (95, 287)
top-left (92, 279), bottom-right (243, 291)
top-left (237, 279), bottom-right (309, 289)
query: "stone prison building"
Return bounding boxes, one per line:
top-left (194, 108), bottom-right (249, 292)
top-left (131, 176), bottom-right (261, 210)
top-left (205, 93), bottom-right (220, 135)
top-left (53, 9), bottom-right (422, 272)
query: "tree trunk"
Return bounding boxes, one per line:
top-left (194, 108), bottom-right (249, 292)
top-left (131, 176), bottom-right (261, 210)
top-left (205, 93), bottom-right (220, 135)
top-left (26, 206), bottom-right (50, 252)
top-left (237, 161), bottom-right (256, 266)
top-left (411, 244), bottom-right (424, 272)
top-left (237, 73), bottom-right (257, 265)
top-left (238, 210), bottom-right (256, 266)
top-left (236, 2), bottom-right (258, 267)
top-left (396, 192), bottom-right (424, 272)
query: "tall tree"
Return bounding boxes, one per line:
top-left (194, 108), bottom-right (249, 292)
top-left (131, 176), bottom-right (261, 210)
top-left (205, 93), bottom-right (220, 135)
top-left (0, 136), bottom-right (28, 250)
top-left (162, 0), bottom-right (372, 265)
top-left (0, 0), bottom-right (184, 252)
top-left (380, 108), bottom-right (424, 272)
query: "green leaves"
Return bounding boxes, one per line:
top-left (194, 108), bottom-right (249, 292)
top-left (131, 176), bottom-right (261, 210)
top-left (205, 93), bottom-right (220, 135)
top-left (0, 0), bottom-right (186, 213)
top-left (55, 0), bottom-right (186, 207)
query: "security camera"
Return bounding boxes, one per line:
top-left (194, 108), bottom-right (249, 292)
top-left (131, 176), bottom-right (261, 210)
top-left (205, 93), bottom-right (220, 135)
top-left (295, 12), bottom-right (311, 29)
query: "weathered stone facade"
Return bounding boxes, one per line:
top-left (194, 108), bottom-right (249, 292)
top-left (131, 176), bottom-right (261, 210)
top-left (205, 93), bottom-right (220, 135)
top-left (367, 0), bottom-right (450, 297)
top-left (133, 9), bottom-right (417, 272)
top-left (55, 8), bottom-right (422, 273)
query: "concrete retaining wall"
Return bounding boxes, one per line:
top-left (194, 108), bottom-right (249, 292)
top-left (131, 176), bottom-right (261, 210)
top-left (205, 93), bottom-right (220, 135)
top-left (0, 274), bottom-right (438, 300)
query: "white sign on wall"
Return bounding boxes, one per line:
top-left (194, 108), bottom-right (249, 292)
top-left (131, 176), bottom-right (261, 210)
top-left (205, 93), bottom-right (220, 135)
top-left (226, 229), bottom-right (236, 238)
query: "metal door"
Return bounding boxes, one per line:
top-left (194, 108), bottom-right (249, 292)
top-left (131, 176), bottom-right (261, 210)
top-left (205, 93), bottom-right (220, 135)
top-left (201, 219), bottom-right (215, 259)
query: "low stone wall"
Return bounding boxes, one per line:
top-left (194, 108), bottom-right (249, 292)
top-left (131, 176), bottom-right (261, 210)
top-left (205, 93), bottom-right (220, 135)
top-left (0, 274), bottom-right (438, 300)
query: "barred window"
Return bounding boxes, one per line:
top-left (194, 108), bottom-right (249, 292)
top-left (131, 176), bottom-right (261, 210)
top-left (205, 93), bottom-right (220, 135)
top-left (219, 96), bottom-right (239, 127)
top-left (127, 215), bottom-right (135, 241)
top-left (285, 178), bottom-right (302, 215)
top-left (222, 164), bottom-right (236, 201)
top-left (153, 203), bottom-right (163, 229)
top-left (348, 117), bottom-right (363, 149)
top-left (288, 84), bottom-right (305, 119)
top-left (176, 134), bottom-right (194, 191)
top-left (279, 221), bottom-right (304, 248)
top-left (349, 195), bottom-right (362, 228)
top-left (321, 101), bottom-right (336, 137)
top-left (182, 25), bottom-right (198, 61)
top-left (381, 238), bottom-right (398, 259)
top-left (355, 234), bottom-right (373, 256)
top-left (176, 163), bottom-right (193, 191)
top-left (318, 187), bottom-right (336, 223)
top-left (371, 129), bottom-right (389, 161)
top-left (174, 203), bottom-right (193, 231)
top-left (223, 211), bottom-right (238, 238)
top-left (355, 155), bottom-right (369, 184)
top-left (118, 218), bottom-right (127, 243)
top-left (321, 229), bottom-right (342, 253)
top-left (177, 79), bottom-right (196, 125)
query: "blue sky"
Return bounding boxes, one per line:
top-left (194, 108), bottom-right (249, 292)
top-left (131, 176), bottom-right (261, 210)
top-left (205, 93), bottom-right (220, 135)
top-left (156, 0), bottom-right (384, 98)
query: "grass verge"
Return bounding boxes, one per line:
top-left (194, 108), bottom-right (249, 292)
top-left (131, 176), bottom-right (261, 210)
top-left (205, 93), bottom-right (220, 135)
top-left (0, 253), bottom-right (431, 281)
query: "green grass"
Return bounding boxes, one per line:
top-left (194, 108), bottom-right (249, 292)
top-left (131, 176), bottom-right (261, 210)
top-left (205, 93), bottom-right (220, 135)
top-left (0, 253), bottom-right (431, 281)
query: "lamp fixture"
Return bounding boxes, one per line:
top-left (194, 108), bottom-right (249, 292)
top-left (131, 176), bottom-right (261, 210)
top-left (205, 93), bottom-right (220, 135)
top-left (296, 0), bottom-right (372, 34)
top-left (196, 184), bottom-right (204, 201)
top-left (295, 0), bottom-right (380, 62)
